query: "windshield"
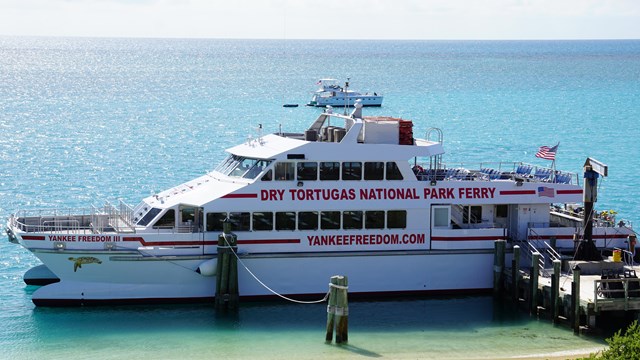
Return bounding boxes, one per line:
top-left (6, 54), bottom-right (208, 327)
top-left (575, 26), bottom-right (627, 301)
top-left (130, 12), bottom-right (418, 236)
top-left (215, 155), bottom-right (271, 179)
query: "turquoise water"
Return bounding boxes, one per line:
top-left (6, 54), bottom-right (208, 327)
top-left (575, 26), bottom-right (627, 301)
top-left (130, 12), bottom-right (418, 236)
top-left (2, 37), bottom-right (640, 359)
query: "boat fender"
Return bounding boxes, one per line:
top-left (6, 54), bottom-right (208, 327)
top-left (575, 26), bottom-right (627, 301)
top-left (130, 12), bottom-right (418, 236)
top-left (196, 258), bottom-right (217, 276)
top-left (5, 228), bottom-right (18, 244)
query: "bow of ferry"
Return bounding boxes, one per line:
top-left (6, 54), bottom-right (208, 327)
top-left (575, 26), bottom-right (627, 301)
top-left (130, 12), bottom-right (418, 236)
top-left (6, 101), bottom-right (635, 306)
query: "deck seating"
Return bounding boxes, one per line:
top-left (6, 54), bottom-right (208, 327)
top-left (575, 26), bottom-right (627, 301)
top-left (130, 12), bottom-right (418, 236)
top-left (554, 173), bottom-right (572, 184)
top-left (516, 164), bottom-right (532, 175)
top-left (480, 167), bottom-right (501, 180)
top-left (533, 168), bottom-right (552, 181)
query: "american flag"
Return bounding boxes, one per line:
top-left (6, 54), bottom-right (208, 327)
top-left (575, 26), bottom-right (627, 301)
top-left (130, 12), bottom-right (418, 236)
top-left (538, 186), bottom-right (555, 197)
top-left (535, 143), bottom-right (559, 160)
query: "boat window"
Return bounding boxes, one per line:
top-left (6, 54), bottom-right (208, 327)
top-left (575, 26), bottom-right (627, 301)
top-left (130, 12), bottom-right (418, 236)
top-left (215, 155), bottom-right (271, 179)
top-left (364, 162), bottom-right (384, 180)
top-left (342, 211), bottom-right (363, 229)
top-left (206, 212), bottom-right (227, 232)
top-left (321, 211), bottom-right (341, 230)
top-left (342, 162), bottom-right (362, 181)
top-left (243, 160), bottom-right (272, 179)
top-left (137, 208), bottom-right (162, 226)
top-left (496, 204), bottom-right (508, 218)
top-left (181, 207), bottom-right (195, 223)
top-left (298, 211), bottom-right (318, 230)
top-left (252, 212), bottom-right (273, 231)
top-left (229, 212), bottom-right (250, 231)
top-left (385, 162), bottom-right (403, 180)
top-left (365, 211), bottom-right (385, 229)
top-left (274, 162), bottom-right (295, 181)
top-left (261, 169), bottom-right (272, 181)
top-left (387, 210), bottom-right (407, 229)
top-left (275, 212), bottom-right (296, 230)
top-left (432, 206), bottom-right (450, 228)
top-left (462, 206), bottom-right (482, 224)
top-left (214, 155), bottom-right (236, 174)
top-left (153, 209), bottom-right (175, 229)
top-left (320, 162), bottom-right (340, 180)
top-left (297, 162), bottom-right (318, 181)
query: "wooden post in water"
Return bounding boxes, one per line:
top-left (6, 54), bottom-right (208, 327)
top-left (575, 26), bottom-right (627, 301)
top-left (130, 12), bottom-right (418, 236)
top-left (215, 220), bottom-right (239, 310)
top-left (325, 275), bottom-right (348, 344)
top-left (493, 240), bottom-right (506, 298)
top-left (552, 259), bottom-right (561, 323)
top-left (335, 276), bottom-right (349, 344)
top-left (530, 252), bottom-right (540, 314)
top-left (325, 276), bottom-right (339, 343)
top-left (226, 230), bottom-right (239, 310)
top-left (513, 245), bottom-right (520, 302)
top-left (572, 265), bottom-right (581, 333)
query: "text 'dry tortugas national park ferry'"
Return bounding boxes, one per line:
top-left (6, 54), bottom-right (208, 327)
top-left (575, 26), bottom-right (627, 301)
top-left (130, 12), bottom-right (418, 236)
top-left (5, 101), bottom-right (636, 306)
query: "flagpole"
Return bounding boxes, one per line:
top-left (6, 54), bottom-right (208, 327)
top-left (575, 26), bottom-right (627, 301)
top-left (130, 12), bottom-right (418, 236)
top-left (552, 142), bottom-right (559, 182)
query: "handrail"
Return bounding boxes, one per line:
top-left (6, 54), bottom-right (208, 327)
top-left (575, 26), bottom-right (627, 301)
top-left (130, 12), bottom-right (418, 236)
top-left (413, 160), bottom-right (580, 185)
top-left (594, 277), bottom-right (640, 311)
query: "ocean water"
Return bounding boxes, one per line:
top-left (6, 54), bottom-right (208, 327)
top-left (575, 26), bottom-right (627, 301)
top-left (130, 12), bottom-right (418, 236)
top-left (2, 37), bottom-right (640, 359)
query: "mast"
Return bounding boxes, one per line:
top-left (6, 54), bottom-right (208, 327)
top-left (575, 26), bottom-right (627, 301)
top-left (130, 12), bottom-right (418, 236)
top-left (574, 157), bottom-right (607, 261)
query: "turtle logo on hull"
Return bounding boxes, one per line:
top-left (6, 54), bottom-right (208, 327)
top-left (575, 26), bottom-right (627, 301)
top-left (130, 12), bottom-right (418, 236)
top-left (68, 257), bottom-right (102, 272)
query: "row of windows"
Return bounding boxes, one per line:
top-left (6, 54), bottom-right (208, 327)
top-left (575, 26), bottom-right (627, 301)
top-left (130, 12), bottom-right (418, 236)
top-left (263, 161), bottom-right (403, 181)
top-left (206, 210), bottom-right (407, 232)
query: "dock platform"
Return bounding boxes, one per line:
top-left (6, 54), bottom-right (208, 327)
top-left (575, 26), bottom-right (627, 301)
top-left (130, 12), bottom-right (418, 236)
top-left (502, 248), bottom-right (640, 332)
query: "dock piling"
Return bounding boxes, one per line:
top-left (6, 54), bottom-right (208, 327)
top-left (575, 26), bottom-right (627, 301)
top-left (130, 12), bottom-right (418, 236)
top-left (493, 240), bottom-right (506, 298)
top-left (552, 259), bottom-right (561, 322)
top-left (512, 245), bottom-right (520, 302)
top-left (325, 275), bottom-right (349, 344)
top-left (530, 252), bottom-right (541, 314)
top-left (215, 220), bottom-right (239, 310)
top-left (572, 265), bottom-right (581, 333)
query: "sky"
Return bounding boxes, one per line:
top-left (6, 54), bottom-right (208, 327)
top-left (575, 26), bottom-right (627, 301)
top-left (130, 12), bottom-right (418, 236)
top-left (1, 0), bottom-right (639, 40)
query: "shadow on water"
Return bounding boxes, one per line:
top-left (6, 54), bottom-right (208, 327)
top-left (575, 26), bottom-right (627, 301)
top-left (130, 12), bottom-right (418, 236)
top-left (330, 343), bottom-right (382, 358)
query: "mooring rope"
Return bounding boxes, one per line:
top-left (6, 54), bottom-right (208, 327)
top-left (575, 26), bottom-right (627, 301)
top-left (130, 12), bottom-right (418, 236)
top-left (223, 235), bottom-right (330, 304)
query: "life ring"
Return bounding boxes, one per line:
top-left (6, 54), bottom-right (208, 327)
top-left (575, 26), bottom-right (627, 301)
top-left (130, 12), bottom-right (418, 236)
top-left (412, 165), bottom-right (424, 174)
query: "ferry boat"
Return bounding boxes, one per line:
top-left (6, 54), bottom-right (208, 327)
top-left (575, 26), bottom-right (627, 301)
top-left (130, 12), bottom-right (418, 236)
top-left (5, 101), bottom-right (635, 306)
top-left (307, 78), bottom-right (383, 107)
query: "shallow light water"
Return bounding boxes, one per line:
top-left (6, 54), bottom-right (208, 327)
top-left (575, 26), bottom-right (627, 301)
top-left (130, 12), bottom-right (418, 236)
top-left (1, 37), bottom-right (639, 359)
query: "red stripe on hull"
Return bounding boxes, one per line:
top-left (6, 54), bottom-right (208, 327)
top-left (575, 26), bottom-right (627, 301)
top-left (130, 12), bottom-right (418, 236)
top-left (222, 193), bottom-right (258, 199)
top-left (123, 236), bottom-right (297, 246)
top-left (22, 235), bottom-right (45, 240)
top-left (431, 236), bottom-right (507, 241)
top-left (529, 234), bottom-right (630, 240)
top-left (237, 239), bottom-right (301, 245)
top-left (557, 189), bottom-right (583, 194)
top-left (499, 190), bottom-right (536, 195)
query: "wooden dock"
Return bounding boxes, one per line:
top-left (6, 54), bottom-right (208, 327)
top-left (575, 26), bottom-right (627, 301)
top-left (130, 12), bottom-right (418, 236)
top-left (497, 241), bottom-right (640, 333)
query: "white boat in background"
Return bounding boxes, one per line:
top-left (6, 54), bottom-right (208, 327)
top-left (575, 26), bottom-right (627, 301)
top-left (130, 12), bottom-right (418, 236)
top-left (5, 100), bottom-right (635, 306)
top-left (307, 78), bottom-right (383, 107)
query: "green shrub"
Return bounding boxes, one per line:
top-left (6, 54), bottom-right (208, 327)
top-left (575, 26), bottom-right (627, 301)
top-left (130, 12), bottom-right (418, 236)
top-left (584, 320), bottom-right (640, 359)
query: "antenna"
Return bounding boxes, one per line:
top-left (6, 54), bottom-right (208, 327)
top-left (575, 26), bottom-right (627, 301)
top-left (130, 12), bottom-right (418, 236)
top-left (344, 77), bottom-right (350, 115)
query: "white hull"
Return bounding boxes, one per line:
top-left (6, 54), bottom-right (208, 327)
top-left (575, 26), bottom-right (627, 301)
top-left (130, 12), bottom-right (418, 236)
top-left (28, 249), bottom-right (493, 305)
top-left (310, 95), bottom-right (383, 107)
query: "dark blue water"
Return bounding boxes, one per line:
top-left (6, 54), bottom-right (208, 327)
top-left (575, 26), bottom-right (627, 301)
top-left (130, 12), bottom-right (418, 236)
top-left (3, 37), bottom-right (639, 359)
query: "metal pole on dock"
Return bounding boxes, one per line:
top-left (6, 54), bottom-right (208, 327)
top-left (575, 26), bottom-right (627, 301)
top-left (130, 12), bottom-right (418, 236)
top-left (530, 252), bottom-right (541, 314)
top-left (552, 260), bottom-right (561, 323)
top-left (572, 265), bottom-right (581, 333)
top-left (513, 245), bottom-right (521, 302)
top-left (493, 240), bottom-right (506, 298)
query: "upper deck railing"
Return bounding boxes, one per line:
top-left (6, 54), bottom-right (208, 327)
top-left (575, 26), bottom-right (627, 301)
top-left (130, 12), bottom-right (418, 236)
top-left (9, 200), bottom-right (136, 235)
top-left (413, 161), bottom-right (580, 186)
